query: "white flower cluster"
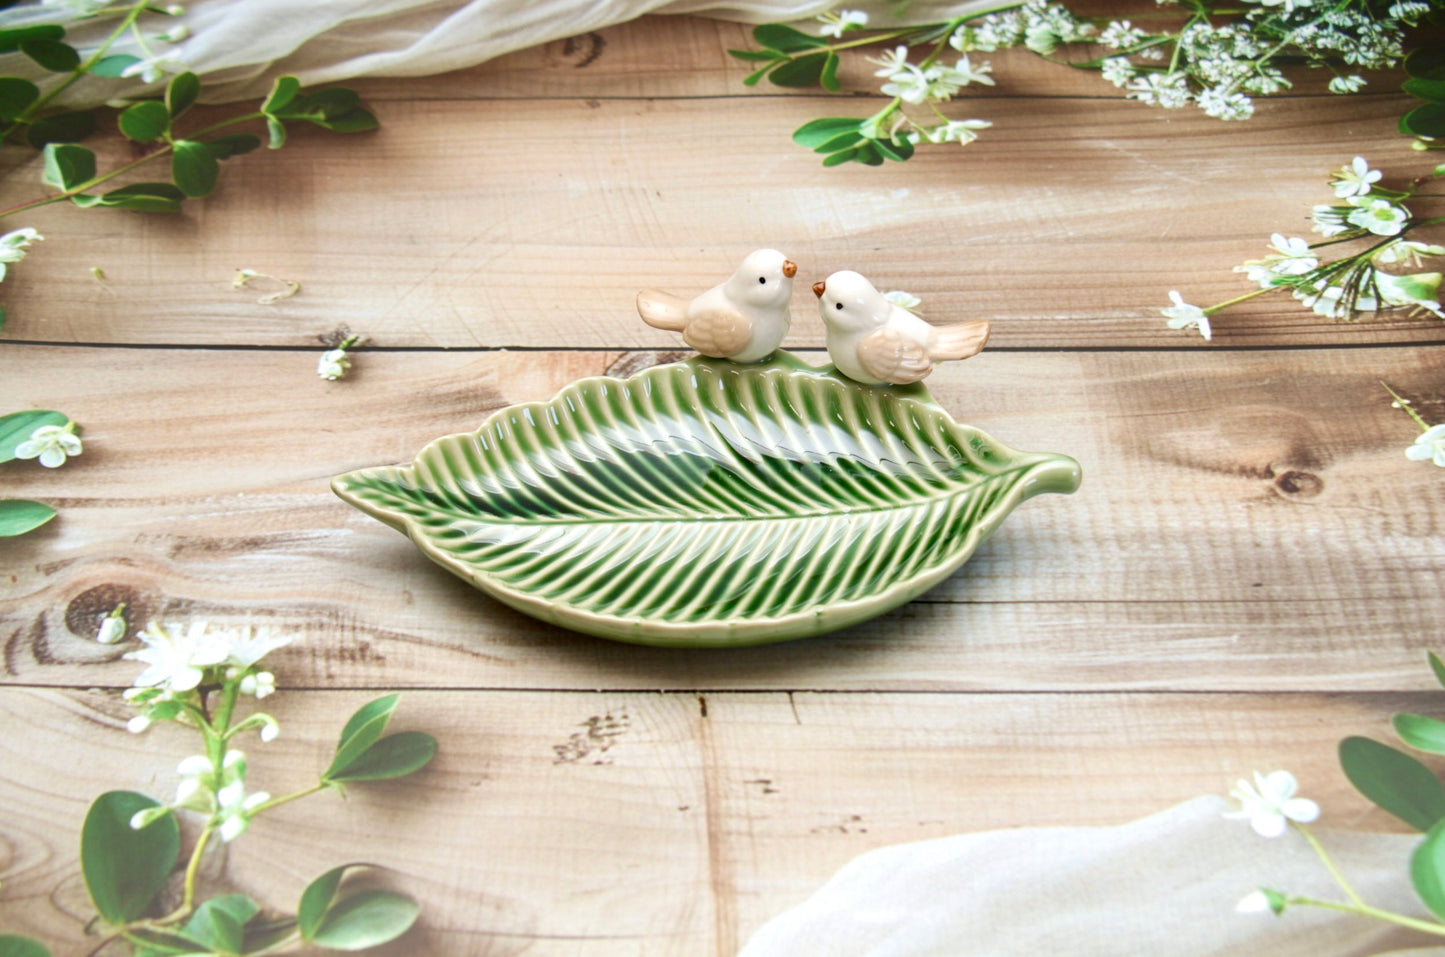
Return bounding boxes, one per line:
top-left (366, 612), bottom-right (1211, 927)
top-left (862, 43), bottom-right (994, 147)
top-left (951, 0), bottom-right (1095, 55)
top-left (816, 9), bottom-right (867, 39)
top-left (318, 333), bottom-right (361, 381)
top-left (1286, 158), bottom-right (1444, 320)
top-left (121, 622), bottom-right (294, 731)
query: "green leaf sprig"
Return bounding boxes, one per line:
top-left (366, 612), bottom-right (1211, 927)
top-left (1, 408), bottom-right (78, 538)
top-left (42, 623), bottom-right (438, 955)
top-left (1229, 651), bottom-right (1445, 937)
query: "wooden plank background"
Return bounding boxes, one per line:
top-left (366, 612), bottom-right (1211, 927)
top-left (1, 11), bottom-right (1443, 955)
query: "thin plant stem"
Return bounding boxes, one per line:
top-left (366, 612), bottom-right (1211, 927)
top-left (1382, 381), bottom-right (1432, 433)
top-left (1294, 823), bottom-right (1366, 908)
top-left (1288, 895), bottom-right (1445, 937)
top-left (246, 783), bottom-right (328, 816)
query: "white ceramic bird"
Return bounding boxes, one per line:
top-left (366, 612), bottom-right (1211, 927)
top-left (814, 270), bottom-right (991, 386)
top-left (637, 249), bottom-right (798, 363)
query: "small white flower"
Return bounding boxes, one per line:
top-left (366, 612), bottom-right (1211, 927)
top-left (1224, 770), bottom-right (1319, 838)
top-left (221, 626), bottom-right (294, 670)
top-left (124, 621), bottom-right (230, 693)
top-left (1332, 156), bottom-right (1383, 198)
top-left (1099, 19), bottom-right (1145, 49)
top-left (239, 671), bottom-right (277, 700)
top-left (1328, 75), bottom-right (1365, 94)
top-left (868, 45), bottom-right (911, 79)
top-left (1125, 72), bottom-right (1190, 109)
top-left (881, 65), bottom-right (933, 104)
top-left (127, 714), bottom-right (152, 734)
top-left (1347, 198), bottom-right (1409, 237)
top-left (1197, 87), bottom-right (1254, 121)
top-left (919, 118), bottom-right (992, 145)
top-left (1100, 57), bottom-right (1137, 87)
top-left (1236, 890), bottom-right (1271, 913)
top-left (1162, 291), bottom-right (1212, 340)
top-left (0, 227), bottom-right (42, 281)
top-left (216, 781), bottom-right (270, 842)
top-left (14, 423), bottom-right (81, 468)
top-left (1375, 271), bottom-right (1444, 318)
top-left (1407, 423), bottom-right (1445, 467)
top-left (1237, 234), bottom-right (1318, 287)
top-left (157, 24), bottom-right (190, 43)
top-left (1311, 204), bottom-right (1351, 237)
top-left (935, 55), bottom-right (995, 88)
top-left (96, 606), bottom-right (127, 645)
top-left (119, 53), bottom-right (188, 85)
top-left (817, 10), bottom-right (868, 38)
top-left (258, 713), bottom-right (280, 740)
top-left (317, 348), bottom-right (351, 380)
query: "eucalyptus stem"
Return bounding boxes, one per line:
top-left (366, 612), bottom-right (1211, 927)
top-left (0, 0), bottom-right (149, 143)
top-left (0, 111), bottom-right (264, 221)
top-left (1288, 895), bottom-right (1445, 937)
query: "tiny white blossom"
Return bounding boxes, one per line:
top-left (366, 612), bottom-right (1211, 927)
top-left (881, 65), bottom-right (933, 104)
top-left (95, 605), bottom-right (127, 645)
top-left (239, 671), bottom-right (278, 700)
top-left (120, 53), bottom-right (188, 85)
top-left (317, 347), bottom-right (351, 380)
top-left (221, 626), bottom-right (295, 670)
top-left (919, 118), bottom-right (992, 145)
top-left (1237, 234), bottom-right (1318, 286)
top-left (1236, 890), bottom-right (1272, 913)
top-left (817, 9), bottom-right (868, 38)
top-left (1125, 72), bottom-right (1190, 109)
top-left (1311, 204), bottom-right (1351, 237)
top-left (1162, 291), bottom-right (1212, 340)
top-left (1197, 87), bottom-right (1254, 121)
top-left (1346, 198), bottom-right (1409, 237)
top-left (1375, 240), bottom-right (1445, 267)
top-left (217, 781), bottom-right (270, 842)
top-left (127, 714), bottom-right (152, 734)
top-left (1328, 75), bottom-right (1365, 94)
top-left (1099, 20), bottom-right (1145, 49)
top-left (0, 227), bottom-right (42, 282)
top-left (1224, 770), bottom-right (1319, 838)
top-left (1332, 156), bottom-right (1383, 198)
top-left (124, 621), bottom-right (230, 692)
top-left (1100, 57), bottom-right (1137, 87)
top-left (935, 55), bottom-right (995, 88)
top-left (14, 423), bottom-right (81, 468)
top-left (1407, 424), bottom-right (1445, 467)
top-left (157, 24), bottom-right (190, 43)
top-left (869, 45), bottom-right (911, 78)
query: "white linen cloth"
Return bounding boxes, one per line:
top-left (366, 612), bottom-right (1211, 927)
top-left (740, 797), bottom-right (1445, 957)
top-left (0, 0), bottom-right (1002, 105)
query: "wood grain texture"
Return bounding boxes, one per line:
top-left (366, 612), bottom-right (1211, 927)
top-left (0, 687), bottom-right (1428, 953)
top-left (0, 90), bottom-right (1435, 351)
top-left (2, 345), bottom-right (1440, 692)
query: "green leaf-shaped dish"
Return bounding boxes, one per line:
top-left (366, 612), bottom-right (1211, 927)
top-left (332, 352), bottom-right (1080, 647)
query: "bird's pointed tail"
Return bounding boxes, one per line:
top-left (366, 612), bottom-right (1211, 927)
top-left (930, 319), bottom-right (991, 361)
top-left (637, 289), bottom-right (689, 331)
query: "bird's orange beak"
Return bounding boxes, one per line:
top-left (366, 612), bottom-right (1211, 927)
top-left (812, 280), bottom-right (826, 298)
top-left (783, 260), bottom-right (798, 279)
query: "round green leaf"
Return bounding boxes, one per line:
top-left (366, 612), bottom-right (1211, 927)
top-left (205, 132), bottom-right (262, 159)
top-left (0, 500), bottom-right (54, 538)
top-left (0, 410), bottom-right (68, 461)
top-left (165, 71), bottom-right (199, 118)
top-left (26, 110), bottom-right (96, 148)
top-left (171, 140), bottom-right (219, 197)
top-left (90, 54), bottom-right (140, 78)
top-left (80, 791), bottom-right (180, 925)
top-left (752, 23), bottom-right (826, 54)
top-left (310, 891), bottom-right (419, 950)
top-left (262, 75), bottom-right (300, 114)
top-left (1405, 77), bottom-right (1445, 103)
top-left (99, 182), bottom-right (186, 213)
top-left (792, 117), bottom-right (864, 149)
top-left (0, 77), bottom-right (40, 122)
top-left (1340, 736), bottom-right (1445, 832)
top-left (299, 865), bottom-right (349, 941)
top-left (311, 108), bottom-right (378, 134)
top-left (0, 25), bottom-right (65, 54)
top-left (0, 936), bottom-right (49, 957)
top-left (21, 39), bottom-right (80, 73)
top-left (1407, 46), bottom-right (1445, 82)
top-left (179, 895), bottom-right (258, 953)
top-left (1402, 102), bottom-right (1445, 138)
top-left (324, 731), bottom-right (437, 783)
top-left (325, 695), bottom-right (399, 779)
top-left (41, 142), bottom-right (95, 190)
top-left (274, 88), bottom-right (359, 121)
top-left (1396, 714), bottom-right (1445, 755)
top-left (1413, 818), bottom-right (1445, 918)
top-left (118, 100), bottom-right (170, 143)
top-left (768, 52), bottom-right (828, 88)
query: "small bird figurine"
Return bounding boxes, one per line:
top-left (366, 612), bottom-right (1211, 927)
top-left (814, 270), bottom-right (991, 386)
top-left (637, 249), bottom-right (798, 363)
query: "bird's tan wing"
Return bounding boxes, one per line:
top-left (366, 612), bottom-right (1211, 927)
top-left (858, 327), bottom-right (932, 385)
top-left (929, 319), bottom-right (991, 362)
top-left (683, 306), bottom-right (753, 358)
top-left (637, 289), bottom-right (689, 332)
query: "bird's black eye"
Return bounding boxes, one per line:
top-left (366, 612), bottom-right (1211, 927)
top-left (758, 276), bottom-right (766, 284)
top-left (835, 302), bottom-right (843, 310)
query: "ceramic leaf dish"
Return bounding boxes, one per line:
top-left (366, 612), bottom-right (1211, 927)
top-left (332, 352), bottom-right (1081, 647)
